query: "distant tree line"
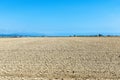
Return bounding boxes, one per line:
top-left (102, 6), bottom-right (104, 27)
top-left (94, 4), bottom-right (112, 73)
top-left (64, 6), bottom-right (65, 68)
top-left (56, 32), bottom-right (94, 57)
top-left (0, 33), bottom-right (119, 38)
top-left (69, 34), bottom-right (120, 37)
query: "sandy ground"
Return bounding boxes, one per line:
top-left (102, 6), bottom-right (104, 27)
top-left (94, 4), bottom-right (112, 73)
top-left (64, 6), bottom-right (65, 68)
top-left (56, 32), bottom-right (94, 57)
top-left (0, 37), bottom-right (120, 80)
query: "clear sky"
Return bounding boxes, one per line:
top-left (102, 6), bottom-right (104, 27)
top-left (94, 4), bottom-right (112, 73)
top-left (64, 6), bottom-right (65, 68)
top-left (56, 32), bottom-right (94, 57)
top-left (0, 0), bottom-right (120, 35)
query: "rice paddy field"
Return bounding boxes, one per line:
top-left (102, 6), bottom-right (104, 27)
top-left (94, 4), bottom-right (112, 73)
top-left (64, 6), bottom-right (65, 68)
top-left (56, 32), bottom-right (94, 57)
top-left (0, 37), bottom-right (120, 80)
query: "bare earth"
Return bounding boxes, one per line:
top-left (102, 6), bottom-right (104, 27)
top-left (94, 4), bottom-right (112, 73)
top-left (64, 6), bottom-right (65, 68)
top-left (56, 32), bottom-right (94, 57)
top-left (0, 37), bottom-right (120, 80)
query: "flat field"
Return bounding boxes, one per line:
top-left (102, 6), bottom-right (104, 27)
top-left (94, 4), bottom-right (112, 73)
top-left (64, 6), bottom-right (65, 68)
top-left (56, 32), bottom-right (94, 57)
top-left (0, 37), bottom-right (120, 80)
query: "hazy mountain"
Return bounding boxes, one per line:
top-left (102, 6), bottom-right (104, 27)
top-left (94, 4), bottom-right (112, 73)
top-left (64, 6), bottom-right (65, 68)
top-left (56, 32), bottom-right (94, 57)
top-left (0, 33), bottom-right (46, 37)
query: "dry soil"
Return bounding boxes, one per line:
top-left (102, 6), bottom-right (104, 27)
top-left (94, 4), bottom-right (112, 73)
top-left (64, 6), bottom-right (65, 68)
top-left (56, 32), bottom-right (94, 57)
top-left (0, 37), bottom-right (120, 80)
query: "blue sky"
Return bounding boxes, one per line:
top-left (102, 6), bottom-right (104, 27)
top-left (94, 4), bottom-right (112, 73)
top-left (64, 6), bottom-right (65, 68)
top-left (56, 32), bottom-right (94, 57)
top-left (0, 0), bottom-right (120, 35)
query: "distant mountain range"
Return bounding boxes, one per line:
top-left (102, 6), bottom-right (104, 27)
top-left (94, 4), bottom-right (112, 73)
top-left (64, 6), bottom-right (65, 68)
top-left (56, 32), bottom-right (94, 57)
top-left (0, 33), bottom-right (120, 37)
top-left (0, 33), bottom-right (46, 37)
